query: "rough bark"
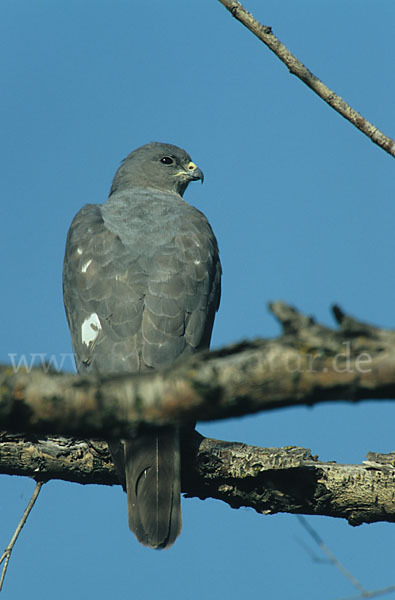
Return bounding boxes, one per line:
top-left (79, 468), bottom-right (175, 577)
top-left (2, 303), bottom-right (395, 526)
top-left (1, 303), bottom-right (394, 438)
top-left (1, 432), bottom-right (394, 526)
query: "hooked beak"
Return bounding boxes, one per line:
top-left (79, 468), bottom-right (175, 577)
top-left (186, 161), bottom-right (204, 183)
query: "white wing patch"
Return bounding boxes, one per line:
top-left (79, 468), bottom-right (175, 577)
top-left (81, 313), bottom-right (102, 346)
top-left (81, 259), bottom-right (92, 273)
top-left (77, 247), bottom-right (83, 255)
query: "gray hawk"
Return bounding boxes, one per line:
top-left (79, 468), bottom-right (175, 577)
top-left (63, 142), bottom-right (221, 548)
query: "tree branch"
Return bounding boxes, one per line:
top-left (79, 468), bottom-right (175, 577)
top-left (217, 0), bottom-right (395, 158)
top-left (1, 432), bottom-right (394, 526)
top-left (2, 304), bottom-right (395, 524)
top-left (0, 481), bottom-right (43, 591)
top-left (1, 303), bottom-right (394, 438)
top-left (296, 516), bottom-right (395, 599)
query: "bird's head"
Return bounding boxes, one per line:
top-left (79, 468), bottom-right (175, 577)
top-left (109, 142), bottom-right (204, 197)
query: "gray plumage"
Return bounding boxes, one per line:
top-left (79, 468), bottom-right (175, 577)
top-left (63, 142), bottom-right (221, 548)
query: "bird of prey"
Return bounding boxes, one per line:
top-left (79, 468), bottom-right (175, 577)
top-left (63, 142), bottom-right (221, 549)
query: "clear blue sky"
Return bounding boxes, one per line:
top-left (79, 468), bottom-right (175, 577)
top-left (1, 1), bottom-right (395, 598)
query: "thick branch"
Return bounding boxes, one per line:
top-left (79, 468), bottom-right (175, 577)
top-left (1, 433), bottom-right (394, 526)
top-left (0, 433), bottom-right (117, 485)
top-left (217, 0), bottom-right (395, 158)
top-left (1, 303), bottom-right (394, 438)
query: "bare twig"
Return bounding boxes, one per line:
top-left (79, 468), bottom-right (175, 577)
top-left (217, 0), bottom-right (395, 158)
top-left (0, 481), bottom-right (43, 591)
top-left (339, 587), bottom-right (395, 600)
top-left (297, 516), bottom-right (395, 599)
top-left (297, 515), bottom-right (367, 594)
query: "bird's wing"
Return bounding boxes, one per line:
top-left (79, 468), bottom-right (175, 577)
top-left (63, 202), bottom-right (146, 373)
top-left (63, 201), bottom-right (220, 374)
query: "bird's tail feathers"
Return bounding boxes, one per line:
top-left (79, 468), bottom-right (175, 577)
top-left (124, 427), bottom-right (181, 549)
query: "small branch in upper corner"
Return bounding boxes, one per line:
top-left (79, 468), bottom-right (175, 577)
top-left (217, 0), bottom-right (395, 158)
top-left (0, 481), bottom-right (44, 592)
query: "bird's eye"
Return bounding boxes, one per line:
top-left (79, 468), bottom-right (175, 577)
top-left (160, 156), bottom-right (174, 165)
